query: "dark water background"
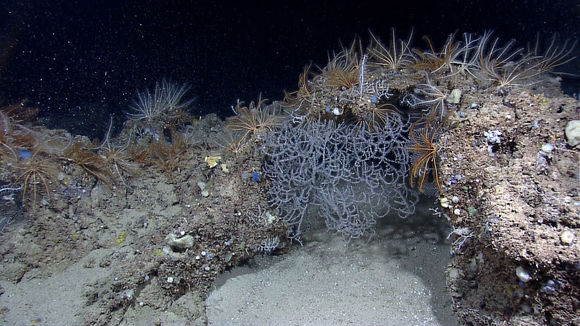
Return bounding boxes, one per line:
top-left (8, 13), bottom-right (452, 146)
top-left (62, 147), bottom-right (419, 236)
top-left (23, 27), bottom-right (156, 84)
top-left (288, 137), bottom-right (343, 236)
top-left (0, 0), bottom-right (578, 138)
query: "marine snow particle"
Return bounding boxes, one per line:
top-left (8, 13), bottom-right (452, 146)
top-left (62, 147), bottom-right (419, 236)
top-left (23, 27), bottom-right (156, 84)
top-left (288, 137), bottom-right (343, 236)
top-left (515, 266), bottom-right (531, 283)
top-left (560, 230), bottom-right (575, 245)
top-left (167, 276), bottom-right (174, 283)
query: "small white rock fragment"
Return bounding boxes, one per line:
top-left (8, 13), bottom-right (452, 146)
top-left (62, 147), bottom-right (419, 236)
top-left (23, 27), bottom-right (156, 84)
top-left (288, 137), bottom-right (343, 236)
top-left (516, 266), bottom-right (531, 283)
top-left (440, 197), bottom-right (450, 208)
top-left (197, 181), bottom-right (210, 197)
top-left (521, 304), bottom-right (532, 313)
top-left (166, 233), bottom-right (195, 249)
top-left (476, 252), bottom-right (484, 264)
top-left (484, 130), bottom-right (502, 144)
top-left (448, 268), bottom-right (462, 280)
top-left (541, 143), bottom-right (554, 153)
top-left (565, 120), bottom-right (580, 147)
top-left (125, 289), bottom-right (134, 299)
top-left (560, 230), bottom-right (575, 245)
top-left (167, 276), bottom-right (174, 283)
top-left (266, 211), bottom-right (278, 224)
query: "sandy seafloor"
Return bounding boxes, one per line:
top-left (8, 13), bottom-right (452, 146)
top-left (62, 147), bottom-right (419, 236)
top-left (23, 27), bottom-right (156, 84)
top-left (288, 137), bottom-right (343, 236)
top-left (206, 201), bottom-right (458, 326)
top-left (0, 198), bottom-right (457, 326)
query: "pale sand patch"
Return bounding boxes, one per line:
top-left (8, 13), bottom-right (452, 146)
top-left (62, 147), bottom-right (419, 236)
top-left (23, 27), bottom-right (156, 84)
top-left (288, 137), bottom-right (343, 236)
top-left (207, 208), bottom-right (458, 326)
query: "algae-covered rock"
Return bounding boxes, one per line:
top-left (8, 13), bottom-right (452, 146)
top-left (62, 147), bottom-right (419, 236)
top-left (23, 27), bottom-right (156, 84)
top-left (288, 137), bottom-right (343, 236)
top-left (447, 88), bottom-right (462, 104)
top-left (204, 156), bottom-right (222, 168)
top-left (166, 233), bottom-right (195, 250)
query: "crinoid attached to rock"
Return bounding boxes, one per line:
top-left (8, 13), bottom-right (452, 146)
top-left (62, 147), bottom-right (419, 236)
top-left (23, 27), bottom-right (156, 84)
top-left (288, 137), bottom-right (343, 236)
top-left (406, 74), bottom-right (449, 118)
top-left (127, 79), bottom-right (195, 125)
top-left (408, 112), bottom-right (444, 194)
top-left (528, 33), bottom-right (577, 74)
top-left (474, 31), bottom-right (543, 91)
top-left (352, 101), bottom-right (401, 131)
top-left (283, 63), bottom-right (315, 111)
top-left (97, 119), bottom-right (139, 186)
top-left (1, 99), bottom-right (38, 124)
top-left (16, 152), bottom-right (59, 206)
top-left (215, 129), bottom-right (246, 155)
top-left (226, 96), bottom-right (285, 144)
top-left (0, 111), bottom-right (18, 159)
top-left (320, 39), bottom-right (363, 90)
top-left (440, 32), bottom-right (482, 79)
top-left (63, 142), bottom-right (113, 185)
top-left (368, 28), bottom-right (415, 72)
top-left (411, 33), bottom-right (463, 72)
top-left (0, 102), bottom-right (40, 160)
top-left (146, 130), bottom-right (187, 181)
